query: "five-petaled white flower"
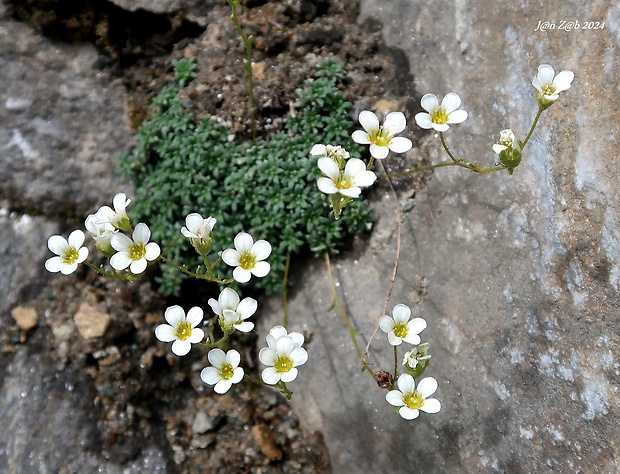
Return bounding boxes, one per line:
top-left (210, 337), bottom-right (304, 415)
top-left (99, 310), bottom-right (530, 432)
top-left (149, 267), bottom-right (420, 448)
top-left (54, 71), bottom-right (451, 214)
top-left (492, 129), bottom-right (516, 156)
top-left (317, 157), bottom-right (377, 198)
top-left (386, 374), bottom-right (441, 420)
top-left (110, 222), bottom-right (160, 274)
top-left (95, 193), bottom-right (132, 229)
top-left (45, 230), bottom-right (89, 275)
top-left (259, 326), bottom-right (308, 385)
top-left (85, 214), bottom-right (117, 252)
top-left (181, 213), bottom-right (217, 245)
top-left (352, 110), bottom-right (413, 159)
top-left (532, 64), bottom-right (574, 106)
top-left (221, 232), bottom-right (271, 283)
top-left (208, 287), bottom-right (257, 333)
top-left (414, 93), bottom-right (468, 132)
top-left (379, 303), bottom-right (427, 346)
top-left (403, 343), bottom-right (431, 370)
top-left (155, 305), bottom-right (205, 356)
top-left (200, 349), bottom-right (244, 394)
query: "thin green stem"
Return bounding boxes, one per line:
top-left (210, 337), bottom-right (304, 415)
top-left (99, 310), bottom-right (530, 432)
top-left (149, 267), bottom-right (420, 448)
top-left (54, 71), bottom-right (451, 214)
top-left (159, 255), bottom-right (234, 285)
top-left (382, 161), bottom-right (507, 179)
top-left (228, 0), bottom-right (257, 144)
top-left (439, 132), bottom-right (459, 163)
top-left (325, 253), bottom-right (375, 378)
top-left (243, 373), bottom-right (265, 386)
top-left (83, 261), bottom-right (136, 281)
top-left (521, 106), bottom-right (544, 149)
top-left (393, 346), bottom-right (399, 384)
top-left (282, 253), bottom-right (291, 329)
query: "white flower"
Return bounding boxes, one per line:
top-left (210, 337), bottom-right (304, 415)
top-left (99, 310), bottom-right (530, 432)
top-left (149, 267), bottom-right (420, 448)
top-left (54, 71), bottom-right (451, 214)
top-left (95, 193), bottom-right (131, 229)
top-left (259, 326), bottom-right (308, 385)
top-left (379, 304), bottom-right (427, 346)
top-left (155, 305), bottom-right (205, 356)
top-left (85, 214), bottom-right (117, 251)
top-left (110, 223), bottom-right (160, 274)
top-left (200, 349), bottom-right (244, 394)
top-left (352, 110), bottom-right (413, 159)
top-left (310, 144), bottom-right (350, 162)
top-left (492, 129), bottom-right (516, 155)
top-left (532, 64), bottom-right (574, 105)
top-left (386, 374), bottom-right (441, 420)
top-left (403, 343), bottom-right (431, 369)
top-left (414, 93), bottom-right (468, 132)
top-left (44, 230), bottom-right (89, 275)
top-left (316, 157), bottom-right (377, 198)
top-left (181, 213), bottom-right (217, 245)
top-left (208, 287), bottom-right (257, 333)
top-left (221, 232), bottom-right (271, 283)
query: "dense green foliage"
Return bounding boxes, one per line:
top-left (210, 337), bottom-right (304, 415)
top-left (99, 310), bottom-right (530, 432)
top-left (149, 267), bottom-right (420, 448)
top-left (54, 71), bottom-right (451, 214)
top-left (120, 58), bottom-right (373, 295)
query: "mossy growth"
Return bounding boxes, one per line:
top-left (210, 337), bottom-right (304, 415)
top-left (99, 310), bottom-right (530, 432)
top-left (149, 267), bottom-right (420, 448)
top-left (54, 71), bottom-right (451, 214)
top-left (120, 58), bottom-right (373, 296)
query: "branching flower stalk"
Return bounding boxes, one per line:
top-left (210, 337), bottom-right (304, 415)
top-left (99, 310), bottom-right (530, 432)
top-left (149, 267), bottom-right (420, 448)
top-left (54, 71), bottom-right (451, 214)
top-left (228, 0), bottom-right (257, 144)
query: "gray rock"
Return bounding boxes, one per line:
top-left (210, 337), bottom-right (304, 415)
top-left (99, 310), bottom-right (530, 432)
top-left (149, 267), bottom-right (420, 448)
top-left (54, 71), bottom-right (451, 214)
top-left (256, 0), bottom-right (620, 472)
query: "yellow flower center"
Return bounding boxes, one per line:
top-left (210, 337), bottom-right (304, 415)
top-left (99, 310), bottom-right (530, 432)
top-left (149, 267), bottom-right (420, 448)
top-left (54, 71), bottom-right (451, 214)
top-left (239, 251), bottom-right (257, 270)
top-left (274, 355), bottom-right (294, 373)
top-left (368, 126), bottom-right (392, 147)
top-left (431, 108), bottom-right (449, 124)
top-left (219, 363), bottom-right (235, 381)
top-left (542, 84), bottom-right (557, 96)
top-left (335, 172), bottom-right (354, 190)
top-left (403, 390), bottom-right (425, 410)
top-left (129, 242), bottom-right (146, 261)
top-left (62, 247), bottom-right (80, 264)
top-left (392, 322), bottom-right (408, 339)
top-left (173, 320), bottom-right (193, 341)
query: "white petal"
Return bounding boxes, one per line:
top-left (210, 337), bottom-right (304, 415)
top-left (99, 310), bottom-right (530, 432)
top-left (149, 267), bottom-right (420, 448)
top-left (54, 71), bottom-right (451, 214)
top-left (354, 170), bottom-right (377, 188)
top-left (208, 298), bottom-right (222, 316)
top-left (387, 333), bottom-right (402, 346)
top-left (399, 407), bottom-right (420, 420)
top-left (252, 240), bottom-right (272, 260)
top-left (144, 242), bottom-right (161, 261)
top-left (112, 192), bottom-right (130, 211)
top-left (269, 326), bottom-right (288, 340)
top-left (280, 367), bottom-right (299, 383)
top-left (234, 321), bottom-right (254, 332)
top-left (317, 178), bottom-right (338, 194)
top-left (45, 256), bottom-right (64, 273)
top-left (532, 76), bottom-right (543, 93)
top-left (259, 347), bottom-right (277, 366)
top-left (221, 249), bottom-right (240, 266)
top-left (537, 64), bottom-right (555, 86)
top-left (447, 110), bottom-right (468, 124)
top-left (402, 334), bottom-right (421, 345)
top-left (291, 347), bottom-right (308, 366)
top-left (67, 230), bottom-right (85, 248)
top-left (222, 309), bottom-right (239, 326)
top-left (226, 349), bottom-right (241, 368)
top-left (110, 252), bottom-right (132, 270)
top-left (171, 339), bottom-right (191, 356)
top-left (261, 367), bottom-right (281, 385)
top-left (250, 261), bottom-right (270, 278)
top-left (417, 376), bottom-right (438, 398)
top-left (129, 258), bottom-right (147, 274)
top-left (234, 232), bottom-right (254, 252)
top-left (181, 227), bottom-right (197, 239)
top-left (185, 213), bottom-right (204, 234)
top-left (289, 332), bottom-right (305, 348)
top-left (420, 94), bottom-right (439, 113)
top-left (397, 374), bottom-right (416, 393)
top-left (310, 144), bottom-right (326, 156)
top-left (276, 336), bottom-right (295, 355)
top-left (392, 304), bottom-right (411, 322)
top-left (379, 315), bottom-right (394, 333)
top-left (48, 235), bottom-right (69, 255)
top-left (351, 130), bottom-right (371, 144)
top-left (60, 263), bottom-right (78, 275)
top-left (230, 367), bottom-right (244, 384)
top-left (155, 324), bottom-right (176, 342)
top-left (111, 233), bottom-right (133, 252)
top-left (76, 247), bottom-right (89, 264)
top-left (553, 70), bottom-right (574, 92)
top-left (339, 187), bottom-right (362, 198)
top-left (431, 123), bottom-right (450, 132)
top-left (200, 367), bottom-right (222, 385)
top-left (441, 92), bottom-right (461, 113)
top-left (369, 144), bottom-right (389, 159)
top-left (214, 379), bottom-right (232, 394)
top-left (220, 288), bottom-right (240, 310)
top-left (237, 298), bottom-right (257, 319)
top-left (318, 157), bottom-right (340, 179)
top-left (188, 328), bottom-right (204, 343)
top-left (208, 348), bottom-right (226, 367)
top-left (492, 144), bottom-right (507, 155)
top-left (383, 112), bottom-right (407, 135)
top-left (164, 305), bottom-right (186, 326)
top-left (386, 390), bottom-right (405, 407)
top-left (344, 158), bottom-right (366, 176)
top-left (358, 110), bottom-right (379, 133)
top-left (388, 137), bottom-right (412, 154)
top-left (186, 307), bottom-right (204, 327)
top-left (408, 317), bottom-right (427, 335)
top-left (414, 112), bottom-right (433, 129)
top-left (233, 266), bottom-right (251, 283)
top-left (421, 398), bottom-right (442, 414)
top-left (133, 223), bottom-right (151, 244)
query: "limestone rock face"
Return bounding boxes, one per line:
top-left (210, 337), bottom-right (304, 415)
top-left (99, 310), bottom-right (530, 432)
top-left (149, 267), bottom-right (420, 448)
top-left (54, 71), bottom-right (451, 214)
top-left (255, 0), bottom-right (619, 472)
